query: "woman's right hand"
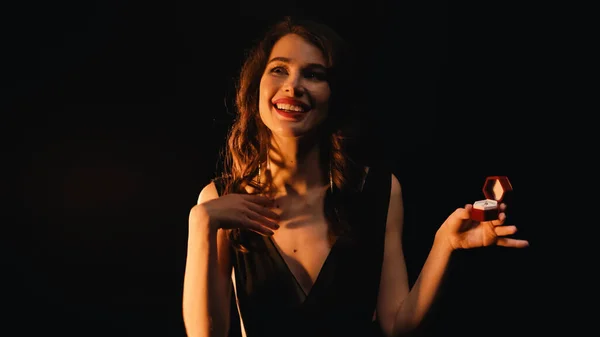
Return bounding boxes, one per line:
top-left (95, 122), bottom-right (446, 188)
top-left (190, 193), bottom-right (280, 236)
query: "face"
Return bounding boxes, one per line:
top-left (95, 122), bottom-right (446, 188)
top-left (259, 33), bottom-right (331, 138)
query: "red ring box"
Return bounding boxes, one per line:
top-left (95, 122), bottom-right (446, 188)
top-left (471, 176), bottom-right (513, 222)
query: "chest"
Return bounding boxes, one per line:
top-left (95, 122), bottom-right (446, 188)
top-left (269, 193), bottom-right (334, 294)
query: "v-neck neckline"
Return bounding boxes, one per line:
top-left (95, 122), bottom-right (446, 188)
top-left (266, 235), bottom-right (340, 302)
top-left (259, 168), bottom-right (370, 304)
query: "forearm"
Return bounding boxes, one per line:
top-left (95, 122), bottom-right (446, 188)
top-left (182, 226), bottom-right (229, 337)
top-left (393, 231), bottom-right (453, 335)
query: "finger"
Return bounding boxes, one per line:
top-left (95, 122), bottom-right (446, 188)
top-left (499, 203), bottom-right (507, 212)
top-left (246, 201), bottom-right (280, 221)
top-left (242, 218), bottom-right (275, 236)
top-left (496, 237), bottom-right (529, 248)
top-left (244, 194), bottom-right (275, 207)
top-left (455, 205), bottom-right (472, 219)
top-left (249, 227), bottom-right (275, 236)
top-left (246, 211), bottom-right (280, 230)
top-left (494, 225), bottom-right (517, 237)
top-left (489, 212), bottom-right (507, 227)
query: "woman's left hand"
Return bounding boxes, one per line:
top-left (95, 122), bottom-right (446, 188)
top-left (439, 203), bottom-right (530, 251)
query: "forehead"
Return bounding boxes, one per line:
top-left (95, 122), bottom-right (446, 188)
top-left (269, 34), bottom-right (327, 66)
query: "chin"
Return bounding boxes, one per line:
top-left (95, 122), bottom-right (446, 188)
top-left (272, 128), bottom-right (306, 138)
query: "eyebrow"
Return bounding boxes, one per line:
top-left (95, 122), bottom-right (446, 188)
top-left (267, 57), bottom-right (327, 70)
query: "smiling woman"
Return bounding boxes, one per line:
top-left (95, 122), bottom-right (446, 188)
top-left (181, 16), bottom-right (529, 337)
top-left (259, 35), bottom-right (331, 136)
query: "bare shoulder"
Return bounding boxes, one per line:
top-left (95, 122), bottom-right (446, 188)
top-left (390, 172), bottom-right (402, 198)
top-left (197, 180), bottom-right (220, 204)
top-left (384, 173), bottom-right (404, 235)
top-left (193, 181), bottom-right (231, 244)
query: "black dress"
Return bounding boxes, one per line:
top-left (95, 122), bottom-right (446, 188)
top-left (213, 166), bottom-right (392, 337)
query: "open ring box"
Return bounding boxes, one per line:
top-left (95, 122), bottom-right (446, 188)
top-left (471, 176), bottom-right (513, 222)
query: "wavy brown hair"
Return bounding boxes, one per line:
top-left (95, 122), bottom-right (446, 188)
top-left (218, 16), bottom-right (366, 251)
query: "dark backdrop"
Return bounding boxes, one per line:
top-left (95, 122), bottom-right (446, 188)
top-left (9, 1), bottom-right (540, 336)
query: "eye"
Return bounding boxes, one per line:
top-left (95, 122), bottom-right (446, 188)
top-left (305, 71), bottom-right (327, 81)
top-left (270, 66), bottom-right (287, 75)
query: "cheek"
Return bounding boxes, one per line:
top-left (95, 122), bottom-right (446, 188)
top-left (315, 87), bottom-right (331, 111)
top-left (313, 82), bottom-right (331, 101)
top-left (258, 81), bottom-right (277, 128)
top-left (258, 81), bottom-right (271, 110)
top-left (259, 78), bottom-right (276, 104)
top-left (312, 92), bottom-right (331, 125)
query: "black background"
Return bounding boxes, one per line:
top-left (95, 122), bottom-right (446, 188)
top-left (9, 1), bottom-right (542, 336)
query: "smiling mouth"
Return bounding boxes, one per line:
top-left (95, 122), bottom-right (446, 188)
top-left (274, 103), bottom-right (309, 113)
top-left (273, 103), bottom-right (310, 120)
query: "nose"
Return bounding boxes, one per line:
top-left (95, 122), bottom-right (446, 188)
top-left (282, 74), bottom-right (305, 97)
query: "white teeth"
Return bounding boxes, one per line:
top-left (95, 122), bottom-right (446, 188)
top-left (275, 103), bottom-right (305, 112)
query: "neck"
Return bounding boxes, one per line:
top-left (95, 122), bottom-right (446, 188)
top-left (266, 134), bottom-right (325, 195)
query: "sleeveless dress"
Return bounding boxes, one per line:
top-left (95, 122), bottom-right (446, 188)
top-left (213, 165), bottom-right (392, 337)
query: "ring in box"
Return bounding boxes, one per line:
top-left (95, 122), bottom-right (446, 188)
top-left (471, 176), bottom-right (513, 222)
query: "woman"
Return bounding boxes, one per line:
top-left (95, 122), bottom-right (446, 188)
top-left (182, 16), bottom-right (529, 337)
